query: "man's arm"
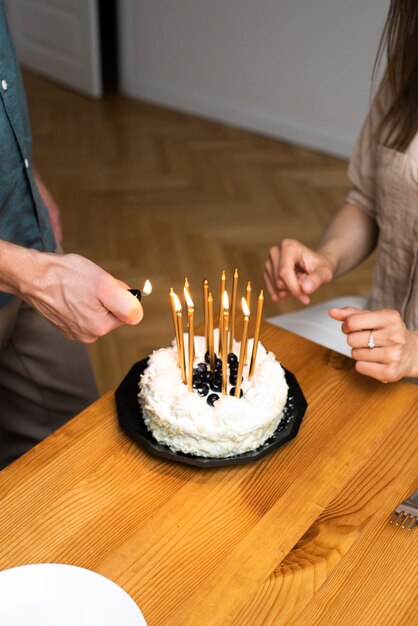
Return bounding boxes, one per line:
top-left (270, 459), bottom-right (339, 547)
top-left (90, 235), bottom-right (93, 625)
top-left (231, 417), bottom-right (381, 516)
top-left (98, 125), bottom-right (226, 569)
top-left (0, 240), bottom-right (143, 342)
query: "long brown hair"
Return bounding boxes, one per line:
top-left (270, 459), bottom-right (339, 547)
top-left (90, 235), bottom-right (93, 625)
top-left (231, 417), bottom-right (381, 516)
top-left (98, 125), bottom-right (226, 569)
top-left (375, 0), bottom-right (418, 151)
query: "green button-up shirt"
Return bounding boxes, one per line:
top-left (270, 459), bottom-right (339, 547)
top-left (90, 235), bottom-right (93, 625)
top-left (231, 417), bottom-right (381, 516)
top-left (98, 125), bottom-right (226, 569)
top-left (0, 1), bottom-right (56, 307)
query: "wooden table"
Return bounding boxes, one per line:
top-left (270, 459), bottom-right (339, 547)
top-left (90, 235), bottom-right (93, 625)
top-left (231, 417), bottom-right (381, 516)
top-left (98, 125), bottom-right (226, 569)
top-left (0, 321), bottom-right (417, 625)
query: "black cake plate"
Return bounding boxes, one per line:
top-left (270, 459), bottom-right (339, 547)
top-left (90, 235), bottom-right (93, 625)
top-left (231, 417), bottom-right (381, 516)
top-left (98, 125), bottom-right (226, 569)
top-left (115, 358), bottom-right (307, 468)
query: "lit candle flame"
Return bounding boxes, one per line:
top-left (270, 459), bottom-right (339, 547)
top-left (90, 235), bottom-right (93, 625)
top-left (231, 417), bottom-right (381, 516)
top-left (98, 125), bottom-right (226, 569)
top-left (184, 286), bottom-right (194, 309)
top-left (242, 297), bottom-right (250, 317)
top-left (173, 292), bottom-right (182, 312)
top-left (222, 289), bottom-right (229, 311)
top-left (142, 279), bottom-right (152, 296)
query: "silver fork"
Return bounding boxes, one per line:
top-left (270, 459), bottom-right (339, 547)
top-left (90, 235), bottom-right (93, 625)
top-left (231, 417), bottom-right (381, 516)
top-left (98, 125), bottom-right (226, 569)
top-left (390, 488), bottom-right (418, 530)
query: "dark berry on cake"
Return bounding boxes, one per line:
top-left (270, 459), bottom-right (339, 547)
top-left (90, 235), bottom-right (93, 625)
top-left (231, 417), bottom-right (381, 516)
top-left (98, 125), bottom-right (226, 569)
top-left (229, 373), bottom-right (243, 386)
top-left (192, 376), bottom-right (204, 389)
top-left (228, 353), bottom-right (238, 366)
top-left (207, 393), bottom-right (220, 406)
top-left (203, 371), bottom-right (214, 384)
top-left (210, 380), bottom-right (222, 393)
top-left (196, 383), bottom-right (209, 397)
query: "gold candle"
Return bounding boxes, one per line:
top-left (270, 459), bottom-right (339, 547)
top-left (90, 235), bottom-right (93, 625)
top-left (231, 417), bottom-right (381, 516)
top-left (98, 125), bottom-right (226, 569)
top-left (208, 292), bottom-right (215, 371)
top-left (228, 268), bottom-right (238, 353)
top-left (218, 270), bottom-right (226, 355)
top-left (235, 298), bottom-right (250, 398)
top-left (245, 280), bottom-right (252, 309)
top-left (244, 281), bottom-right (252, 365)
top-left (184, 287), bottom-right (195, 391)
top-left (221, 290), bottom-right (229, 394)
top-left (249, 290), bottom-right (264, 378)
top-left (169, 288), bottom-right (180, 366)
top-left (203, 277), bottom-right (209, 354)
top-left (173, 292), bottom-right (186, 384)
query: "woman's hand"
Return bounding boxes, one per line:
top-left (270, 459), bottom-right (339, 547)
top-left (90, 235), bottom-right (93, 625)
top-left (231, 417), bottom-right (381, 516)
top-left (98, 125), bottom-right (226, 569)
top-left (329, 307), bottom-right (418, 382)
top-left (264, 239), bottom-right (337, 304)
top-left (264, 204), bottom-right (378, 305)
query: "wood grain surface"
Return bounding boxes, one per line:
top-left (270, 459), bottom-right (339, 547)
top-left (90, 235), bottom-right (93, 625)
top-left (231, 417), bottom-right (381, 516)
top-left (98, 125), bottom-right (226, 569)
top-left (0, 322), bottom-right (417, 626)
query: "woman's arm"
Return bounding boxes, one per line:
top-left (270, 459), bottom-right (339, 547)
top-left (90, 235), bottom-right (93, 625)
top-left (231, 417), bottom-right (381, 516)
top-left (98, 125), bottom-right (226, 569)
top-left (316, 201), bottom-right (378, 276)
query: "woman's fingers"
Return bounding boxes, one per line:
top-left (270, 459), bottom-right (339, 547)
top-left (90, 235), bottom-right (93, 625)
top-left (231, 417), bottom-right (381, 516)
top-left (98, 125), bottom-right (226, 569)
top-left (354, 360), bottom-right (390, 381)
top-left (329, 306), bottom-right (413, 383)
top-left (278, 241), bottom-right (310, 302)
top-left (268, 246), bottom-right (281, 288)
top-left (330, 308), bottom-right (402, 334)
top-left (265, 246), bottom-right (300, 301)
top-left (329, 306), bottom-right (364, 321)
top-left (265, 241), bottom-right (336, 305)
top-left (278, 241), bottom-right (335, 303)
top-left (351, 346), bottom-right (394, 362)
top-left (346, 329), bottom-right (380, 349)
top-left (263, 263), bottom-right (279, 301)
top-left (300, 262), bottom-right (333, 295)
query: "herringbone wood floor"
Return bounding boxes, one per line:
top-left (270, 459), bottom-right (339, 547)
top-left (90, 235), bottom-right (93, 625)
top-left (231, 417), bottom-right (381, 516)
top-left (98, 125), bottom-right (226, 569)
top-left (24, 71), bottom-right (374, 394)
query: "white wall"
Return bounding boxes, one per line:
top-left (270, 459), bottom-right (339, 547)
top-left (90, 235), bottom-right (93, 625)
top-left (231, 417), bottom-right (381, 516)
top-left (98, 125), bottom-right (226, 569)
top-left (118, 0), bottom-right (389, 157)
top-left (6, 0), bottom-right (102, 98)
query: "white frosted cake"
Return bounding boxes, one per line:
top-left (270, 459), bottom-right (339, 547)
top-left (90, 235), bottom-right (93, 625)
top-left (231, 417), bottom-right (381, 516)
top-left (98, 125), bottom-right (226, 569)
top-left (138, 333), bottom-right (288, 458)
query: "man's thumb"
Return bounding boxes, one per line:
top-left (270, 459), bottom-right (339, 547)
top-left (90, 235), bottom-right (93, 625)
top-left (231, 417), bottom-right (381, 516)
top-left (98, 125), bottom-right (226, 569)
top-left (106, 287), bottom-right (143, 325)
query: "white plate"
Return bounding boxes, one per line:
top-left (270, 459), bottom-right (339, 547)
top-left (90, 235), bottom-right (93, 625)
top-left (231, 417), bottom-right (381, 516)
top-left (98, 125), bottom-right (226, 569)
top-left (0, 563), bottom-right (147, 625)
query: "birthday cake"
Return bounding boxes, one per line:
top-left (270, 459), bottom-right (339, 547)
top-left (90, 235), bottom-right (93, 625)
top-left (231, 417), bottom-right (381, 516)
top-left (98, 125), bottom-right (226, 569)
top-left (138, 332), bottom-right (289, 458)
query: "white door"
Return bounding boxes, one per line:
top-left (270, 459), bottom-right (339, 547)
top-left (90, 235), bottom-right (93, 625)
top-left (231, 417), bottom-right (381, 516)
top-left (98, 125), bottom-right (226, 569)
top-left (4, 0), bottom-right (102, 98)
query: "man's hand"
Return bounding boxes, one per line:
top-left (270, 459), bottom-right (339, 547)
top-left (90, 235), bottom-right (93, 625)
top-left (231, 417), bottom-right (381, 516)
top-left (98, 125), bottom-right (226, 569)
top-left (0, 242), bottom-right (143, 343)
top-left (329, 306), bottom-right (418, 382)
top-left (24, 251), bottom-right (143, 342)
top-left (264, 239), bottom-right (336, 304)
top-left (35, 172), bottom-right (63, 244)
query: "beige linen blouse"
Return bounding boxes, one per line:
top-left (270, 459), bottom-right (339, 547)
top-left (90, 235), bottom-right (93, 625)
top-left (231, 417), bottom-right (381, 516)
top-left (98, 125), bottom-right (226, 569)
top-left (346, 82), bottom-right (418, 330)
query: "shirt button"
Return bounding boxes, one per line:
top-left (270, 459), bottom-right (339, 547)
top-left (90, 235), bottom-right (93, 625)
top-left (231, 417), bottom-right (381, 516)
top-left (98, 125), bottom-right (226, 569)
top-left (24, 158), bottom-right (29, 169)
top-left (1, 79), bottom-right (8, 91)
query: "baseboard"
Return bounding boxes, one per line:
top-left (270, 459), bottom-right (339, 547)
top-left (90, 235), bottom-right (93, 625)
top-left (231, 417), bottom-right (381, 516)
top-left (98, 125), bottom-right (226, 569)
top-left (120, 78), bottom-right (354, 158)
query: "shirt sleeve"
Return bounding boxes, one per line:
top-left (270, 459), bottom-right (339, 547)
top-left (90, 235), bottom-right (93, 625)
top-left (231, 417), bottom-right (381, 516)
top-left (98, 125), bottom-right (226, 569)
top-left (346, 80), bottom-right (391, 219)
